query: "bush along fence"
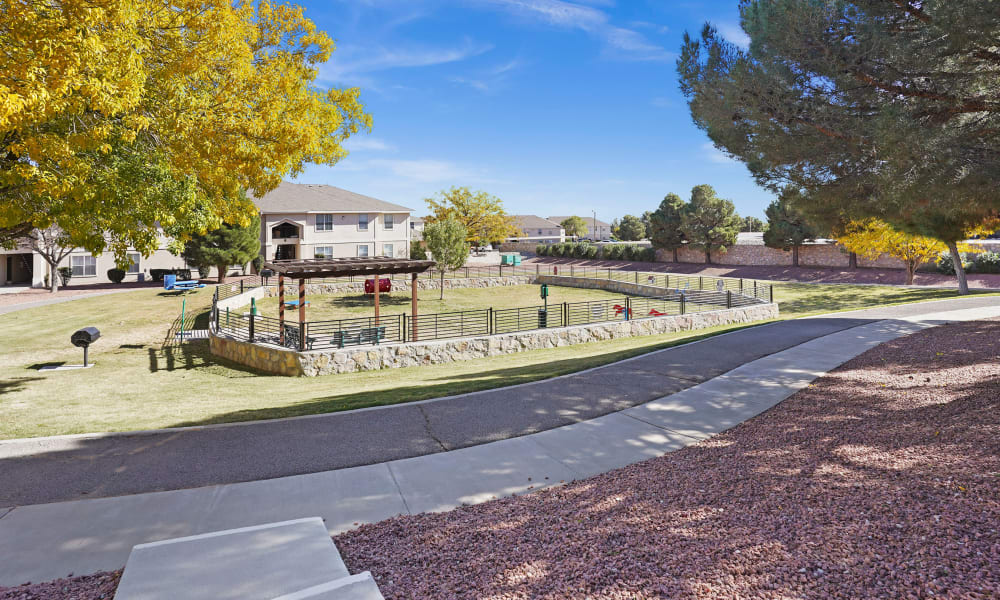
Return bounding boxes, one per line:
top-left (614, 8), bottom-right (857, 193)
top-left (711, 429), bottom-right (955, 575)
top-left (210, 270), bottom-right (774, 353)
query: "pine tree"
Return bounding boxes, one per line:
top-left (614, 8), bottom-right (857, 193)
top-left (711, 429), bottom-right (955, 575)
top-left (181, 214), bottom-right (260, 283)
top-left (648, 193), bottom-right (687, 262)
top-left (763, 188), bottom-right (818, 267)
top-left (680, 185), bottom-right (741, 264)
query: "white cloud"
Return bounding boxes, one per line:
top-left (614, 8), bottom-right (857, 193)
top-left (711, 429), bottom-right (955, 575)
top-left (477, 0), bottom-right (674, 61)
top-left (319, 39), bottom-right (494, 86)
top-left (717, 23), bottom-right (751, 49)
top-left (344, 137), bottom-right (397, 152)
top-left (449, 58), bottom-right (527, 93)
top-left (702, 142), bottom-right (737, 164)
top-left (651, 96), bottom-right (673, 108)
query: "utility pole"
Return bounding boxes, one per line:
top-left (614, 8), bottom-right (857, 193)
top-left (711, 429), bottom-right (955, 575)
top-left (593, 210), bottom-right (597, 241)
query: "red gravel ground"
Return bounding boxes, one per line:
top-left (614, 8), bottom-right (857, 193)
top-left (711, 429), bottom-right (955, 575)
top-left (336, 319), bottom-right (1000, 599)
top-left (4, 320), bottom-right (997, 599)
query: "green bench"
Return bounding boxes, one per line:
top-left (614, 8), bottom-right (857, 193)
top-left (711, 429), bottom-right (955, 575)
top-left (333, 326), bottom-right (386, 348)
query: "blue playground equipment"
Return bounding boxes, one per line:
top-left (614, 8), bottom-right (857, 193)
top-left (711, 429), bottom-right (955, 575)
top-left (163, 273), bottom-right (205, 292)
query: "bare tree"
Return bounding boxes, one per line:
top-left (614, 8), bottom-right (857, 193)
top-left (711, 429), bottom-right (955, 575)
top-left (28, 226), bottom-right (74, 292)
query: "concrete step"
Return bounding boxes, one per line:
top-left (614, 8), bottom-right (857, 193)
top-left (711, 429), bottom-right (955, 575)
top-left (114, 517), bottom-right (383, 600)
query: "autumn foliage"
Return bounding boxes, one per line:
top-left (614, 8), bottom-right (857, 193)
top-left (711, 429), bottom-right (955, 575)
top-left (1, 0), bottom-right (371, 261)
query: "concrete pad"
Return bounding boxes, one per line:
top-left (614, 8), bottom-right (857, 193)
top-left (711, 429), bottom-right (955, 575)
top-left (272, 572), bottom-right (384, 600)
top-left (388, 436), bottom-right (579, 514)
top-left (195, 464), bottom-right (408, 536)
top-left (113, 518), bottom-right (350, 600)
top-left (0, 485), bottom-right (216, 586)
top-left (527, 412), bottom-right (691, 477)
top-left (624, 387), bottom-right (769, 441)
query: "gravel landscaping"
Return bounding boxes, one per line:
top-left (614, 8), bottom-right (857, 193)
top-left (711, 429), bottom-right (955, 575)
top-left (3, 319), bottom-right (997, 599)
top-left (336, 319), bottom-right (1000, 599)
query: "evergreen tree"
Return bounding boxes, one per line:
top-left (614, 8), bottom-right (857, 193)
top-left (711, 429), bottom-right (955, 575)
top-left (648, 193), bottom-right (687, 262)
top-left (763, 188), bottom-right (818, 267)
top-left (741, 216), bottom-right (765, 233)
top-left (616, 214), bottom-right (646, 241)
top-left (680, 185), bottom-right (741, 264)
top-left (677, 0), bottom-right (1000, 293)
top-left (181, 214), bottom-right (260, 283)
top-left (559, 216), bottom-right (589, 239)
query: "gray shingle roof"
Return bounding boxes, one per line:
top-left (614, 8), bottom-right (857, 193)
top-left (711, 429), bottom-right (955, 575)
top-left (252, 182), bottom-right (412, 214)
top-left (513, 215), bottom-right (563, 230)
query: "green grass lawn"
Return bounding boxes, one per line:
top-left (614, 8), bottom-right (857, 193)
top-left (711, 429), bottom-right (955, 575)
top-left (0, 281), bottom-right (995, 439)
top-left (253, 284), bottom-right (624, 321)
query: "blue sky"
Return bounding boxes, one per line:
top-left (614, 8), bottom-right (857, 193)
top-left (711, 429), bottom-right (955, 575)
top-left (294, 0), bottom-right (772, 221)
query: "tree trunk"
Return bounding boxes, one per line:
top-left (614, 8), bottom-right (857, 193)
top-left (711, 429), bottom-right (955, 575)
top-left (947, 241), bottom-right (969, 295)
top-left (705, 248), bottom-right (711, 264)
top-left (848, 252), bottom-right (858, 269)
top-left (792, 245), bottom-right (800, 267)
top-left (49, 266), bottom-right (59, 293)
top-left (216, 264), bottom-right (227, 283)
top-left (672, 248), bottom-right (679, 263)
top-left (439, 270), bottom-right (445, 300)
top-left (905, 261), bottom-right (916, 286)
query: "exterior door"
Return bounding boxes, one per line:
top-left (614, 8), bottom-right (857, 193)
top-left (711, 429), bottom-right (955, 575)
top-left (275, 244), bottom-right (296, 260)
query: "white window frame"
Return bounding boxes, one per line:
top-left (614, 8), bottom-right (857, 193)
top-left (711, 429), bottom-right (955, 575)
top-left (357, 244), bottom-right (369, 257)
top-left (314, 246), bottom-right (333, 259)
top-left (382, 243), bottom-right (394, 258)
top-left (316, 214), bottom-right (334, 232)
top-left (358, 214), bottom-right (369, 231)
top-left (127, 253), bottom-right (140, 274)
top-left (71, 255), bottom-right (97, 277)
top-left (384, 214), bottom-right (394, 230)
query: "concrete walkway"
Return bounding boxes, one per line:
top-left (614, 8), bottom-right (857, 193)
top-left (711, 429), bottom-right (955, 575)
top-left (1, 298), bottom-right (998, 586)
top-left (3, 297), bottom-right (999, 508)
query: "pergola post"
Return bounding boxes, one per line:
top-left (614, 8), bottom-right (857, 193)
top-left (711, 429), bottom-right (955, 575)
top-left (298, 278), bottom-right (306, 351)
top-left (411, 272), bottom-right (418, 342)
top-left (278, 273), bottom-right (285, 345)
top-left (373, 270), bottom-right (380, 326)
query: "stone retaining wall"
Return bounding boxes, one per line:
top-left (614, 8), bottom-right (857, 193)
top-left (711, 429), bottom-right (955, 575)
top-left (536, 274), bottom-right (697, 299)
top-left (209, 302), bottom-right (778, 376)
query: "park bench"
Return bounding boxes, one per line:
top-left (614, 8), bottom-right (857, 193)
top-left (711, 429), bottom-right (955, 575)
top-left (332, 326), bottom-right (386, 348)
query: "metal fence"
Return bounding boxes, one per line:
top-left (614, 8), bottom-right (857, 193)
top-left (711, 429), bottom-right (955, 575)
top-left (218, 264), bottom-right (773, 304)
top-left (212, 284), bottom-right (764, 352)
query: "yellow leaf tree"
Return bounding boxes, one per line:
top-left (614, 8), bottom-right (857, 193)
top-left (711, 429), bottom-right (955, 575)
top-left (836, 220), bottom-right (947, 285)
top-left (424, 187), bottom-right (520, 245)
top-left (1, 0), bottom-right (371, 263)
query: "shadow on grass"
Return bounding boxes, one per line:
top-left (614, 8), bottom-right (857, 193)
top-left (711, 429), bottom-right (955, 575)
top-left (0, 376), bottom-right (44, 394)
top-left (168, 321), bottom-right (772, 428)
top-left (325, 294), bottom-right (414, 309)
top-left (776, 287), bottom-right (994, 318)
top-left (27, 362), bottom-right (66, 370)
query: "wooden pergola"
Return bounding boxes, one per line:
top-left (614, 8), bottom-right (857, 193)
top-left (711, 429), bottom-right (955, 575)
top-left (263, 258), bottom-right (437, 346)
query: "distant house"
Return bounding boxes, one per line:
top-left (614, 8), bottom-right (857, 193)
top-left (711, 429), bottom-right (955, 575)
top-left (253, 182), bottom-right (412, 261)
top-left (507, 216), bottom-right (565, 244)
top-left (1, 181), bottom-right (413, 288)
top-left (548, 215), bottom-right (613, 241)
top-left (410, 217), bottom-right (425, 242)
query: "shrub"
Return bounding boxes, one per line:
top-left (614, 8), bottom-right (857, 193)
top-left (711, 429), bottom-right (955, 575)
top-left (197, 265), bottom-right (211, 279)
top-left (552, 243), bottom-right (567, 257)
top-left (585, 244), bottom-right (599, 259)
top-left (107, 268), bottom-right (126, 283)
top-left (57, 266), bottom-right (72, 286)
top-left (150, 268), bottom-right (193, 282)
top-left (603, 244), bottom-right (626, 260)
top-left (535, 244), bottom-right (548, 257)
top-left (640, 247), bottom-right (657, 262)
top-left (936, 252), bottom-right (975, 275)
top-left (972, 251), bottom-right (1000, 274)
top-left (251, 256), bottom-right (263, 272)
top-left (411, 240), bottom-right (428, 260)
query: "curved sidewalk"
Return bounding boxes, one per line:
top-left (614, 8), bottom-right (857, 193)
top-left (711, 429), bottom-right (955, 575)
top-left (0, 297), bottom-right (997, 586)
top-left (3, 297), bottom-right (998, 508)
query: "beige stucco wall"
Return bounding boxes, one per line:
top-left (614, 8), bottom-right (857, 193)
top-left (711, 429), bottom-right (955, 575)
top-left (261, 211), bottom-right (411, 261)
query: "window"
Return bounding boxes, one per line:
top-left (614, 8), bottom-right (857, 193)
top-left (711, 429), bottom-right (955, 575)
top-left (537, 229), bottom-right (543, 235)
top-left (358, 214), bottom-right (369, 230)
top-left (357, 244), bottom-right (369, 257)
top-left (316, 214), bottom-right (333, 231)
top-left (382, 243), bottom-right (394, 257)
top-left (71, 255), bottom-right (97, 277)
top-left (384, 214), bottom-right (394, 230)
top-left (127, 253), bottom-right (140, 274)
top-left (410, 221), bottom-right (416, 229)
top-left (314, 246), bottom-right (333, 259)
top-left (272, 222), bottom-right (299, 239)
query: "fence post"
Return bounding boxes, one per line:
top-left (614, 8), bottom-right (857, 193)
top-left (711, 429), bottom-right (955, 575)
top-left (665, 274), bottom-right (669, 289)
top-left (680, 294), bottom-right (686, 315)
top-left (608, 268), bottom-right (611, 280)
top-left (240, 279), bottom-right (244, 294)
top-left (536, 264), bottom-right (540, 276)
top-left (248, 309), bottom-right (255, 343)
top-left (754, 280), bottom-right (758, 298)
top-left (769, 285), bottom-right (774, 303)
top-left (488, 307), bottom-right (493, 335)
top-left (739, 279), bottom-right (744, 294)
top-left (563, 302), bottom-right (568, 326)
top-left (570, 265), bottom-right (574, 277)
top-left (403, 315), bottom-right (408, 343)
top-left (625, 297), bottom-right (631, 321)
top-left (299, 322), bottom-right (305, 351)
top-left (699, 276), bottom-right (703, 290)
top-left (727, 290), bottom-right (732, 309)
